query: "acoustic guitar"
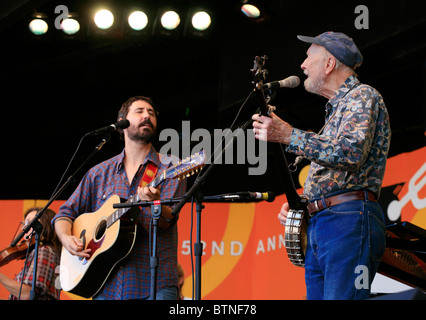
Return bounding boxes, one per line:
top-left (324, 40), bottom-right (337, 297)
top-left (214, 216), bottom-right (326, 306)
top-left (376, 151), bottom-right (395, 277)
top-left (59, 151), bottom-right (205, 298)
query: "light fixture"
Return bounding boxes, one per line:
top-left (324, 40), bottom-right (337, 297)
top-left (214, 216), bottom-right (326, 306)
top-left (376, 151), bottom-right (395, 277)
top-left (184, 8), bottom-right (212, 39)
top-left (160, 10), bottom-right (180, 30)
top-left (128, 10), bottom-right (148, 31)
top-left (240, 4), bottom-right (260, 18)
top-left (191, 11), bottom-right (211, 31)
top-left (29, 14), bottom-right (48, 35)
top-left (94, 9), bottom-right (114, 30)
top-left (26, 5), bottom-right (219, 42)
top-left (61, 18), bottom-right (80, 35)
top-left (239, 1), bottom-right (272, 22)
top-left (152, 8), bottom-right (182, 38)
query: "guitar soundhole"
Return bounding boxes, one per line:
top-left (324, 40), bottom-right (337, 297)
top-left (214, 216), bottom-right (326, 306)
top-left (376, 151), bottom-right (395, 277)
top-left (79, 229), bottom-right (86, 247)
top-left (78, 230), bottom-right (86, 261)
top-left (95, 219), bottom-right (107, 242)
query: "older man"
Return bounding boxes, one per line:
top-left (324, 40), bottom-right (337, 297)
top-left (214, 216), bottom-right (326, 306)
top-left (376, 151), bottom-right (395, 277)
top-left (252, 32), bottom-right (391, 299)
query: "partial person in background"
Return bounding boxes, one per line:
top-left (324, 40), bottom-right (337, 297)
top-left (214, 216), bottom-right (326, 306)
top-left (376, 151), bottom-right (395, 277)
top-left (0, 207), bottom-right (61, 300)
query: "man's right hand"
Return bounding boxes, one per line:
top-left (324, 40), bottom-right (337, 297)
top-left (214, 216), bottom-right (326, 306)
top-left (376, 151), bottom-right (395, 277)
top-left (61, 235), bottom-right (91, 258)
top-left (54, 219), bottom-right (91, 258)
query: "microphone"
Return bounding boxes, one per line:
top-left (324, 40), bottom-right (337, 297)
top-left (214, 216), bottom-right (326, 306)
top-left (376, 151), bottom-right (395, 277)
top-left (263, 76), bottom-right (300, 90)
top-left (213, 191), bottom-right (276, 203)
top-left (113, 191), bottom-right (276, 209)
top-left (88, 119), bottom-right (130, 135)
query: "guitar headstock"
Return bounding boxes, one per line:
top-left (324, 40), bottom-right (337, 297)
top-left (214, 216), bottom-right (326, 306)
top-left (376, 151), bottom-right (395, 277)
top-left (251, 55), bottom-right (271, 116)
top-left (251, 55), bottom-right (268, 89)
top-left (166, 151), bottom-right (206, 181)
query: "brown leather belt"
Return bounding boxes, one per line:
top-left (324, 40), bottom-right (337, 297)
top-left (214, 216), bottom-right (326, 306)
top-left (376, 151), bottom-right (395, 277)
top-left (307, 190), bottom-right (376, 216)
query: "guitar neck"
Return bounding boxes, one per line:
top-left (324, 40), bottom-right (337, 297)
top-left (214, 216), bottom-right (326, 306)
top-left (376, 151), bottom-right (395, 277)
top-left (105, 165), bottom-right (175, 228)
top-left (147, 171), bottom-right (165, 189)
top-left (105, 151), bottom-right (205, 229)
top-left (251, 56), bottom-right (307, 211)
top-left (259, 96), bottom-right (305, 211)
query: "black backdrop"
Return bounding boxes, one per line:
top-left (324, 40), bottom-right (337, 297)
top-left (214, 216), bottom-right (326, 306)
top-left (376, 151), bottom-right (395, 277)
top-left (1, 0), bottom-right (425, 200)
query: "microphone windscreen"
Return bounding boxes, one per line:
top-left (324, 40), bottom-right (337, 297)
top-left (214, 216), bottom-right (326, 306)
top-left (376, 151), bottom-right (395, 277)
top-left (115, 119), bottom-right (130, 129)
top-left (280, 76), bottom-right (300, 88)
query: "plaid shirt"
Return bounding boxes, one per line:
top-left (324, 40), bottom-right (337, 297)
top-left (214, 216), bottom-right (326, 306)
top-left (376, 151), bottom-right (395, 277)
top-left (53, 147), bottom-right (186, 299)
top-left (11, 245), bottom-right (60, 300)
top-left (287, 76), bottom-right (391, 200)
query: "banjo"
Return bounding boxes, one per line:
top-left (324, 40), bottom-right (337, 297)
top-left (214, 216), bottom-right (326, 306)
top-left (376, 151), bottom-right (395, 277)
top-left (251, 56), bottom-right (307, 267)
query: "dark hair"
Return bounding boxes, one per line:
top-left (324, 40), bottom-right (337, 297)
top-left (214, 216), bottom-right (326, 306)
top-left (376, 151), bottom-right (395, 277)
top-left (117, 96), bottom-right (159, 140)
top-left (24, 207), bottom-right (62, 257)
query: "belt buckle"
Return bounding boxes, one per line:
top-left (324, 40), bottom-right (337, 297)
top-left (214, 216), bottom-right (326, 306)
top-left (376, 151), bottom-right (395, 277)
top-left (314, 200), bottom-right (320, 212)
top-left (309, 200), bottom-right (320, 217)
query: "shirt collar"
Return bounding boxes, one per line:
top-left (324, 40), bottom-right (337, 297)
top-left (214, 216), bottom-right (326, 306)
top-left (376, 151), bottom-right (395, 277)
top-left (325, 75), bottom-right (360, 116)
top-left (116, 145), bottom-right (160, 173)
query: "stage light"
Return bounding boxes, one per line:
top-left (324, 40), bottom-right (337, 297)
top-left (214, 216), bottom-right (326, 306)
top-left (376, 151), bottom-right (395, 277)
top-left (128, 11), bottom-right (148, 31)
top-left (152, 8), bottom-right (182, 38)
top-left (191, 11), bottom-right (211, 31)
top-left (61, 18), bottom-right (80, 35)
top-left (183, 8), bottom-right (212, 39)
top-left (29, 18), bottom-right (48, 35)
top-left (160, 10), bottom-right (180, 30)
top-left (241, 4), bottom-right (260, 18)
top-left (94, 9), bottom-right (114, 29)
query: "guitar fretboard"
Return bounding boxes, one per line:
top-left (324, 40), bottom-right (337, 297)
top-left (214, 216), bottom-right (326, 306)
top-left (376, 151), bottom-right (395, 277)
top-left (103, 151), bottom-right (204, 229)
top-left (105, 172), bottom-right (165, 228)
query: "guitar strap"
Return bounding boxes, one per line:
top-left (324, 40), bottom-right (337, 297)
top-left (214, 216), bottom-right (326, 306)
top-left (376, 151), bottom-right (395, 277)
top-left (139, 161), bottom-right (158, 188)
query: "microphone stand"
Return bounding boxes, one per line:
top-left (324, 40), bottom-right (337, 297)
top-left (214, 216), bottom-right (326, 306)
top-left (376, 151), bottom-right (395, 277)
top-left (150, 202), bottom-right (161, 300)
top-left (167, 99), bottom-right (261, 300)
top-left (113, 194), bottom-right (270, 208)
top-left (115, 199), bottom-right (180, 300)
top-left (114, 191), bottom-right (269, 300)
top-left (10, 133), bottom-right (112, 300)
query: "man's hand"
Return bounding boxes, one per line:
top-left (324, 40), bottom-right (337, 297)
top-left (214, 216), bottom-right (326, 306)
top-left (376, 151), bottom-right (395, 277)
top-left (137, 186), bottom-right (161, 201)
top-left (61, 234), bottom-right (91, 258)
top-left (54, 219), bottom-right (90, 258)
top-left (278, 202), bottom-right (290, 226)
top-left (252, 112), bottom-right (293, 145)
top-left (137, 186), bottom-right (175, 230)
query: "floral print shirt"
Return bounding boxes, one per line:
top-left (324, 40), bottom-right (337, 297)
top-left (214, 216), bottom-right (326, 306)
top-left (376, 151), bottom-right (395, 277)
top-left (286, 76), bottom-right (391, 201)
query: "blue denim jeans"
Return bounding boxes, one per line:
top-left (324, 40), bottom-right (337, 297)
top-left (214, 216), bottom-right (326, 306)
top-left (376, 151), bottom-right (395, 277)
top-left (305, 193), bottom-right (386, 300)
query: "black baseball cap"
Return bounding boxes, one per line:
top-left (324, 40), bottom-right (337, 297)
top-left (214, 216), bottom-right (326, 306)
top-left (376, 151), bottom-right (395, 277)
top-left (297, 31), bottom-right (363, 69)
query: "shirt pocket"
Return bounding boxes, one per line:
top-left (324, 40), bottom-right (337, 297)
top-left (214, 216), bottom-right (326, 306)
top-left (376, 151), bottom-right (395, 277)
top-left (96, 186), bottom-right (115, 207)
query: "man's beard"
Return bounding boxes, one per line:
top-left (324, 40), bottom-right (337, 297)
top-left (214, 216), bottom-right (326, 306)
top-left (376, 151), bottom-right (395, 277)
top-left (304, 72), bottom-right (326, 96)
top-left (127, 120), bottom-right (156, 144)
